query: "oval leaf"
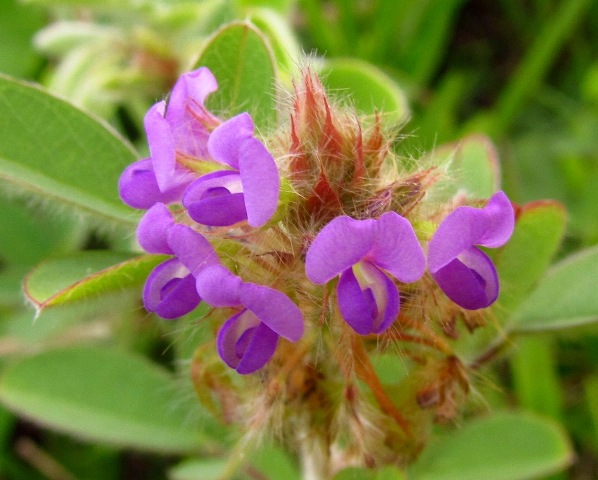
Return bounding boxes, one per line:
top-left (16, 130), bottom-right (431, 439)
top-left (584, 376), bottom-right (598, 445)
top-left (0, 346), bottom-right (207, 453)
top-left (334, 466), bottom-right (405, 480)
top-left (0, 0), bottom-right (45, 77)
top-left (169, 459), bottom-right (228, 480)
top-left (0, 197), bottom-right (82, 267)
top-left (320, 58), bottom-right (410, 124)
top-left (0, 74), bottom-right (138, 227)
top-left (24, 251), bottom-right (166, 312)
top-left (496, 200), bottom-right (566, 320)
top-left (511, 244), bottom-right (598, 332)
top-left (194, 21), bottom-right (277, 131)
top-left (426, 134), bottom-right (500, 202)
top-left (409, 411), bottom-right (572, 480)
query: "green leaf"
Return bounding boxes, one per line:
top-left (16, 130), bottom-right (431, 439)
top-left (0, 346), bottom-right (207, 453)
top-left (334, 466), bottom-right (405, 480)
top-left (194, 21), bottom-right (277, 131)
top-left (0, 265), bottom-right (29, 307)
top-left (409, 411), bottom-right (572, 480)
top-left (0, 197), bottom-right (83, 267)
top-left (248, 8), bottom-right (301, 74)
top-left (320, 59), bottom-right (410, 124)
top-left (496, 201), bottom-right (566, 320)
top-left (585, 376), bottom-right (598, 446)
top-left (0, 75), bottom-right (138, 227)
top-left (169, 442), bottom-right (299, 480)
top-left (510, 245), bottom-right (598, 332)
top-left (168, 459), bottom-right (228, 480)
top-left (0, 0), bottom-right (45, 78)
top-left (426, 135), bottom-right (500, 201)
top-left (23, 252), bottom-right (166, 312)
top-left (248, 443), bottom-right (300, 480)
top-left (23, 0), bottom-right (142, 6)
top-left (511, 337), bottom-right (563, 419)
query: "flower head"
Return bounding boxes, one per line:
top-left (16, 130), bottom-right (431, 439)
top-left (182, 112), bottom-right (280, 227)
top-left (306, 212), bottom-right (426, 334)
top-left (428, 191), bottom-right (515, 309)
top-left (196, 265), bottom-right (304, 374)
top-left (118, 67), bottom-right (219, 208)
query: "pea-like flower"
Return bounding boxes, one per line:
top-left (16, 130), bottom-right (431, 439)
top-left (196, 265), bottom-right (304, 374)
top-left (119, 67), bottom-right (219, 209)
top-left (137, 203), bottom-right (220, 319)
top-left (305, 212), bottom-right (426, 335)
top-left (428, 191), bottom-right (515, 310)
top-left (182, 112), bottom-right (280, 227)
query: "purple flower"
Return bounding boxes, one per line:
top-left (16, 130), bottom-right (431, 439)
top-left (182, 113), bottom-right (280, 227)
top-left (428, 191), bottom-right (515, 310)
top-left (137, 203), bottom-right (220, 319)
top-left (118, 67), bottom-right (219, 208)
top-left (305, 212), bottom-right (426, 335)
top-left (119, 159), bottom-right (188, 210)
top-left (196, 265), bottom-right (304, 374)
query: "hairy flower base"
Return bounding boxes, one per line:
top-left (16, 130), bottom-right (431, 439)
top-left (118, 67), bottom-right (519, 469)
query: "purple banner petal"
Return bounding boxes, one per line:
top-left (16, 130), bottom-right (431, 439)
top-left (195, 265), bottom-right (243, 307)
top-left (240, 283), bottom-right (304, 341)
top-left (144, 102), bottom-right (178, 192)
top-left (368, 211), bottom-right (426, 283)
top-left (306, 216), bottom-right (376, 284)
top-left (167, 224), bottom-right (219, 275)
top-left (428, 206), bottom-right (488, 272)
top-left (478, 191), bottom-right (515, 248)
top-left (238, 137), bottom-right (280, 227)
top-left (207, 112), bottom-right (254, 169)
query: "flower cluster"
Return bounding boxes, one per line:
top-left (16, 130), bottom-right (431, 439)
top-left (119, 67), bottom-right (515, 383)
top-left (119, 67), bottom-right (300, 374)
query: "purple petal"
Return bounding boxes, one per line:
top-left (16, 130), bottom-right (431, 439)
top-left (136, 203), bottom-right (174, 254)
top-left (478, 191), bottom-right (515, 248)
top-left (428, 206), bottom-right (489, 273)
top-left (166, 68), bottom-right (218, 159)
top-left (195, 265), bottom-right (243, 307)
top-left (166, 67), bottom-right (218, 128)
top-left (145, 102), bottom-right (177, 191)
top-left (183, 171), bottom-right (248, 226)
top-left (118, 159), bottom-right (161, 209)
top-left (368, 212), bottom-right (426, 283)
top-left (188, 193), bottom-right (248, 226)
top-left (238, 137), bottom-right (280, 227)
top-left (240, 283), bottom-right (304, 341)
top-left (306, 216), bottom-right (377, 284)
top-left (166, 224), bottom-right (219, 275)
top-left (207, 112), bottom-right (254, 169)
top-left (432, 246), bottom-right (499, 309)
top-left (337, 262), bottom-right (399, 335)
top-left (217, 310), bottom-right (279, 374)
top-left (143, 259), bottom-right (200, 319)
top-left (118, 159), bottom-right (188, 209)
